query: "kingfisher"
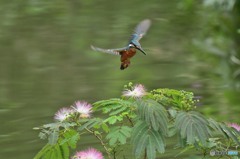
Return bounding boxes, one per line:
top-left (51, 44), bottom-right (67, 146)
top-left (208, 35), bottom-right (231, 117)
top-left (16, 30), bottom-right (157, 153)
top-left (91, 19), bottom-right (151, 70)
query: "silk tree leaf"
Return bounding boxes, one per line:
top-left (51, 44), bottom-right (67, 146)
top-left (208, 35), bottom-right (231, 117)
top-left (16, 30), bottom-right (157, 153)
top-left (59, 142), bottom-right (69, 159)
top-left (48, 130), bottom-right (59, 145)
top-left (101, 123), bottom-right (109, 133)
top-left (208, 119), bottom-right (240, 145)
top-left (221, 126), bottom-right (240, 145)
top-left (93, 98), bottom-right (133, 115)
top-left (109, 106), bottom-right (129, 116)
top-left (132, 121), bottom-right (166, 159)
top-left (39, 132), bottom-right (47, 140)
top-left (186, 122), bottom-right (194, 144)
top-left (106, 126), bottom-right (132, 146)
top-left (167, 124), bottom-right (177, 137)
top-left (103, 116), bottom-right (122, 125)
top-left (175, 111), bottom-right (211, 146)
top-left (59, 122), bottom-right (76, 129)
top-left (132, 121), bottom-right (149, 146)
top-left (55, 144), bottom-right (63, 159)
top-left (34, 143), bottom-right (68, 159)
top-left (118, 133), bottom-right (127, 144)
top-left (147, 135), bottom-right (155, 159)
top-left (136, 99), bottom-right (168, 135)
top-left (109, 135), bottom-right (118, 146)
top-left (78, 118), bottom-right (103, 131)
top-left (120, 126), bottom-right (132, 137)
top-left (43, 148), bottom-right (53, 159)
top-left (60, 129), bottom-right (80, 149)
top-left (180, 119), bottom-right (191, 138)
top-left (135, 130), bottom-right (148, 158)
top-left (33, 144), bottom-right (52, 159)
top-left (151, 129), bottom-right (165, 153)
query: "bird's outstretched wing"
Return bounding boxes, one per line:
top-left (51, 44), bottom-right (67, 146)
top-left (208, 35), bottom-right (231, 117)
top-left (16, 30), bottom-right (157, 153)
top-left (130, 19), bottom-right (151, 43)
top-left (91, 45), bottom-right (128, 56)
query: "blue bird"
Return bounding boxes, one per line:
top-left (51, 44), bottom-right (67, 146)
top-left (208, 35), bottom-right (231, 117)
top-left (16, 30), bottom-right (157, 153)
top-left (91, 19), bottom-right (151, 70)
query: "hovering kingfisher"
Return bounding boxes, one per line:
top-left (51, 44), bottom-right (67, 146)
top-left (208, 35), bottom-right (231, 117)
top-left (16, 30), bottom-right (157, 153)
top-left (91, 19), bottom-right (151, 70)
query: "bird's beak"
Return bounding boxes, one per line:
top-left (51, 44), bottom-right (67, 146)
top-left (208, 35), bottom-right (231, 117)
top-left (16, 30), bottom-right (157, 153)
top-left (137, 47), bottom-right (147, 55)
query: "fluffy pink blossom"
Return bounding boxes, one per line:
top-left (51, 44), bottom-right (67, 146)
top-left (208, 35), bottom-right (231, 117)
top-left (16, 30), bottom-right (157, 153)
top-left (54, 107), bottom-right (72, 122)
top-left (72, 148), bottom-right (104, 159)
top-left (73, 101), bottom-right (92, 118)
top-left (123, 84), bottom-right (146, 98)
top-left (227, 123), bottom-right (240, 132)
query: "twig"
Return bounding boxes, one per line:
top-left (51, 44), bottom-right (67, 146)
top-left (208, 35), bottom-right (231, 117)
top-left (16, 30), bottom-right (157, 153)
top-left (126, 115), bottom-right (134, 127)
top-left (85, 128), bottom-right (112, 159)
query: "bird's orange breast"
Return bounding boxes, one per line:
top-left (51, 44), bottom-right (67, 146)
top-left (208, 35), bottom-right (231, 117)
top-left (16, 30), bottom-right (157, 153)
top-left (119, 48), bottom-right (137, 70)
top-left (120, 48), bottom-right (136, 61)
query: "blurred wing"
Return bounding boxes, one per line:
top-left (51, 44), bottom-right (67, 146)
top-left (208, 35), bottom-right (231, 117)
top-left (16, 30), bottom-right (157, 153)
top-left (130, 19), bottom-right (151, 42)
top-left (91, 45), bottom-right (128, 56)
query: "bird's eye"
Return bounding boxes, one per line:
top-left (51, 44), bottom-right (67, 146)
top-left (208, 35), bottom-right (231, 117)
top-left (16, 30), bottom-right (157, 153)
top-left (129, 44), bottom-right (134, 47)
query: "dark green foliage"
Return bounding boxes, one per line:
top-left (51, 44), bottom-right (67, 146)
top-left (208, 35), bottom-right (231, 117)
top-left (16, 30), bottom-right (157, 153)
top-left (101, 123), bottom-right (110, 133)
top-left (93, 98), bottom-right (135, 126)
top-left (175, 111), bottom-right (211, 146)
top-left (39, 122), bottom-right (77, 145)
top-left (132, 121), bottom-right (165, 159)
top-left (34, 82), bottom-right (240, 159)
top-left (39, 123), bottom-right (60, 145)
top-left (167, 124), bottom-right (177, 137)
top-left (136, 99), bottom-right (168, 135)
top-left (33, 143), bottom-right (70, 159)
top-left (60, 129), bottom-right (80, 149)
top-left (60, 142), bottom-right (70, 159)
top-left (208, 119), bottom-right (240, 145)
top-left (78, 118), bottom-right (103, 131)
top-left (34, 129), bottom-right (79, 159)
top-left (104, 115), bottom-right (123, 125)
top-left (93, 98), bottom-right (133, 115)
top-left (106, 126), bottom-right (132, 146)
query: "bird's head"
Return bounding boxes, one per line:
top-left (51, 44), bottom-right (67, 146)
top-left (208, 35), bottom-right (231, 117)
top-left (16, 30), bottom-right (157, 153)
top-left (129, 42), bottom-right (146, 55)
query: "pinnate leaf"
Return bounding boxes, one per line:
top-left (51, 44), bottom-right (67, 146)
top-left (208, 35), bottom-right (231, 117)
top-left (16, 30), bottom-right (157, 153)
top-left (106, 126), bottom-right (132, 146)
top-left (136, 99), bottom-right (168, 135)
top-left (175, 111), bottom-right (211, 146)
top-left (132, 121), bottom-right (165, 159)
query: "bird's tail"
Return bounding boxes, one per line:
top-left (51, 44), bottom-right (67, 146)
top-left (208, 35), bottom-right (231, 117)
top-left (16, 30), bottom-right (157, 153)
top-left (120, 61), bottom-right (130, 70)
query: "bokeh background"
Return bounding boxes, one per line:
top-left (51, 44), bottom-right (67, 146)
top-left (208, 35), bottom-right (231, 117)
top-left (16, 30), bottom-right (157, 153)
top-left (0, 0), bottom-right (239, 158)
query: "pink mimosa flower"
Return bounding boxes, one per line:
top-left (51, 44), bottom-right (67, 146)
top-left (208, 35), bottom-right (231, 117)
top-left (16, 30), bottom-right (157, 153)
top-left (54, 107), bottom-right (72, 122)
top-left (227, 123), bottom-right (240, 132)
top-left (73, 101), bottom-right (92, 118)
top-left (72, 148), bottom-right (104, 159)
top-left (123, 84), bottom-right (146, 98)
